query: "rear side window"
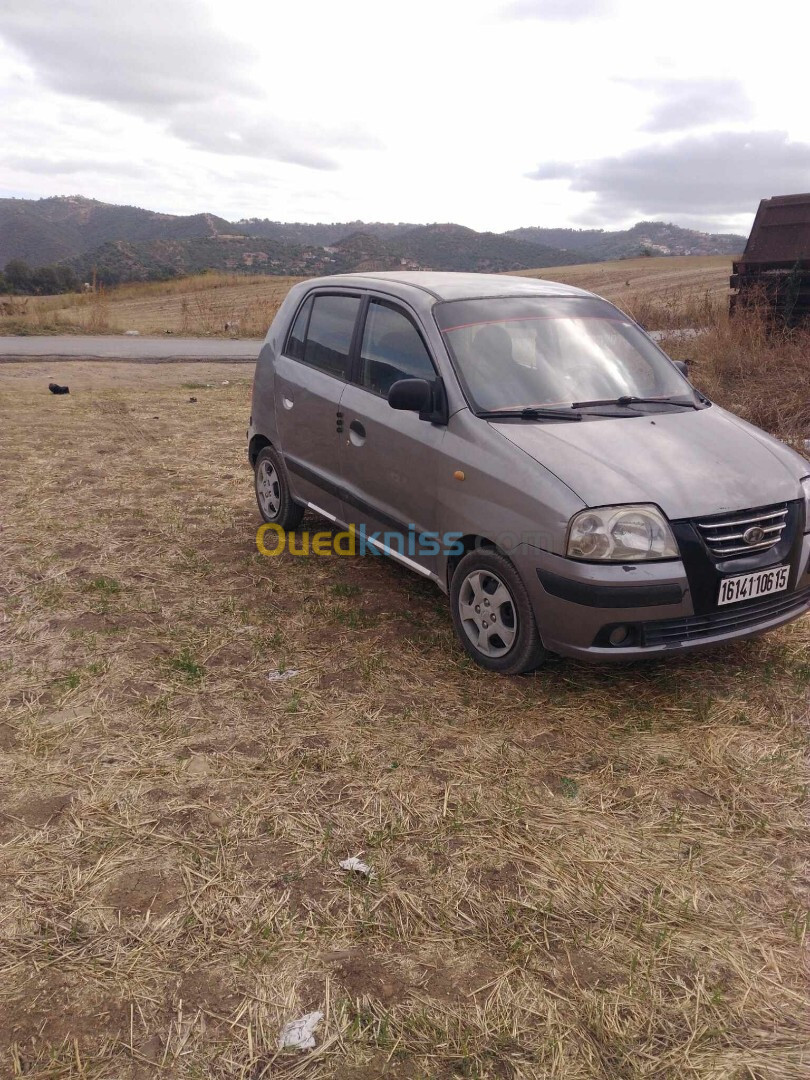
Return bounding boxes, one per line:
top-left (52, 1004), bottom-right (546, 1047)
top-left (359, 301), bottom-right (436, 396)
top-left (285, 295), bottom-right (313, 360)
top-left (301, 294), bottom-right (361, 379)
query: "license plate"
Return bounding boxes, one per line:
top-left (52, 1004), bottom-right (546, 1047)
top-left (718, 565), bottom-right (789, 606)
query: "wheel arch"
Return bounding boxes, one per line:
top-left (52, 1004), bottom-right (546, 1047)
top-left (248, 434), bottom-right (272, 469)
top-left (445, 534), bottom-right (499, 590)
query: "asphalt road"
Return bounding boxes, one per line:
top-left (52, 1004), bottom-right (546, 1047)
top-left (0, 335), bottom-right (262, 362)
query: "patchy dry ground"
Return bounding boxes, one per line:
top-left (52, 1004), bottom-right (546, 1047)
top-left (0, 361), bottom-right (808, 1078)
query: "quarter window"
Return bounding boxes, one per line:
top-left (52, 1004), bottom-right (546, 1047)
top-left (301, 294), bottom-right (361, 379)
top-left (285, 295), bottom-right (312, 361)
top-left (359, 301), bottom-right (435, 395)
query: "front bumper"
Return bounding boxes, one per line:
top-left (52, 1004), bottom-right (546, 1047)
top-left (513, 529), bottom-right (810, 662)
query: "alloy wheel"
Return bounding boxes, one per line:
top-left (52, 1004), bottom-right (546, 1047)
top-left (256, 459), bottom-right (281, 519)
top-left (457, 569), bottom-right (517, 657)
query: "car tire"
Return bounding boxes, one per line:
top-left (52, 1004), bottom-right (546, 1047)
top-left (449, 548), bottom-right (547, 674)
top-left (254, 444), bottom-right (305, 530)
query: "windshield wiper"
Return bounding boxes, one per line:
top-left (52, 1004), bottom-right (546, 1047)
top-left (571, 395), bottom-right (699, 409)
top-left (478, 406), bottom-right (583, 421)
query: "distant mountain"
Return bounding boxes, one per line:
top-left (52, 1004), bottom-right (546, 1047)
top-left (0, 196), bottom-right (746, 286)
top-left (396, 224), bottom-right (584, 272)
top-left (63, 236), bottom-right (339, 284)
top-left (232, 219), bottom-right (421, 246)
top-left (321, 224), bottom-right (584, 275)
top-left (61, 224), bottom-right (587, 284)
top-left (506, 221), bottom-right (744, 261)
top-left (0, 195), bottom-right (233, 267)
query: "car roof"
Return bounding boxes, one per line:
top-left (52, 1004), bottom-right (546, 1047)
top-left (302, 270), bottom-right (593, 302)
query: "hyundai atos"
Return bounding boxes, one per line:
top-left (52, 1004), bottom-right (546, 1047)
top-left (248, 272), bottom-right (810, 674)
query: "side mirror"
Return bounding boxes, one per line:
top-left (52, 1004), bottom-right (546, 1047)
top-left (388, 378), bottom-right (448, 424)
top-left (388, 378), bottom-right (431, 412)
top-left (674, 360), bottom-right (690, 378)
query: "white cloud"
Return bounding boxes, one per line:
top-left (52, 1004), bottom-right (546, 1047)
top-left (528, 131), bottom-right (810, 224)
top-left (502, 0), bottom-right (614, 18)
top-left (0, 0), bottom-right (378, 168)
top-left (620, 78), bottom-right (754, 133)
top-left (0, 0), bottom-right (809, 230)
top-left (2, 155), bottom-right (152, 177)
top-left (0, 1), bottom-right (256, 107)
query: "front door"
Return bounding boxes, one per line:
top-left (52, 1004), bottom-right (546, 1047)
top-left (274, 291), bottom-right (361, 521)
top-left (339, 298), bottom-right (446, 577)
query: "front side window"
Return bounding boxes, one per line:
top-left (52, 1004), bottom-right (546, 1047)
top-left (359, 301), bottom-right (436, 395)
top-left (300, 294), bottom-right (361, 379)
top-left (434, 296), bottom-right (695, 413)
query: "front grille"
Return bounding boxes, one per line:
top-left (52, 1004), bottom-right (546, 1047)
top-left (642, 586), bottom-right (810, 647)
top-left (696, 503), bottom-right (789, 558)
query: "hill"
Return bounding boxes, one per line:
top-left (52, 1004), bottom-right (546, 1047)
top-left (322, 224), bottom-right (583, 274)
top-left (232, 219), bottom-right (420, 246)
top-left (396, 224), bottom-right (583, 271)
top-left (62, 236), bottom-right (334, 285)
top-left (0, 195), bottom-right (233, 267)
top-left (59, 223), bottom-right (584, 284)
top-left (0, 195), bottom-right (746, 286)
top-left (506, 221), bottom-right (744, 261)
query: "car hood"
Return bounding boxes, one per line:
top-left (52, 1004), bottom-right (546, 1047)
top-left (493, 405), bottom-right (806, 520)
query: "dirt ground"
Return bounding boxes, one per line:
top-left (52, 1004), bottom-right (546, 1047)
top-left (0, 360), bottom-right (808, 1078)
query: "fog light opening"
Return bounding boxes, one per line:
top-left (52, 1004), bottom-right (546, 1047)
top-left (608, 625), bottom-right (631, 647)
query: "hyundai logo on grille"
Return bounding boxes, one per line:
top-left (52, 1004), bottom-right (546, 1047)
top-left (743, 526), bottom-right (766, 545)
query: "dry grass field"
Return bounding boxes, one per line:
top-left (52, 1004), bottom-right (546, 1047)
top-left (515, 255), bottom-right (733, 301)
top-left (516, 256), bottom-right (733, 332)
top-left (0, 275), bottom-right (303, 339)
top-left (0, 255), bottom-right (733, 339)
top-left (1, 326), bottom-right (808, 1078)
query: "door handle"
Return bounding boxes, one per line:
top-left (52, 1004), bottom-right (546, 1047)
top-left (348, 419), bottom-right (366, 446)
top-left (282, 395), bottom-right (294, 410)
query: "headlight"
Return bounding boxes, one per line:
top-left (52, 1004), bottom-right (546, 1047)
top-left (567, 504), bottom-right (679, 561)
top-left (801, 476), bottom-right (810, 530)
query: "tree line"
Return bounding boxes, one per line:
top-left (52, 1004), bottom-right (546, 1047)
top-left (1, 259), bottom-right (81, 295)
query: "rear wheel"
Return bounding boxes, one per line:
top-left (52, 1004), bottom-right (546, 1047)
top-left (449, 549), bottom-right (546, 674)
top-left (254, 444), bottom-right (305, 530)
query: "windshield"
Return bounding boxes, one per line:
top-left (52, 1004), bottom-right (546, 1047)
top-left (434, 296), bottom-right (694, 413)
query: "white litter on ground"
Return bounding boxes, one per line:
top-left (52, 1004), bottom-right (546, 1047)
top-left (267, 669), bottom-right (300, 682)
top-left (278, 1011), bottom-right (323, 1050)
top-left (123, 330), bottom-right (140, 336)
top-left (339, 855), bottom-right (373, 878)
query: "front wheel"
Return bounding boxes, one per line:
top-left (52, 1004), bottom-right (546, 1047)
top-left (449, 549), bottom-right (547, 674)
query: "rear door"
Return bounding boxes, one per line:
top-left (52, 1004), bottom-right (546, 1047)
top-left (339, 297), bottom-right (446, 576)
top-left (274, 291), bottom-right (361, 521)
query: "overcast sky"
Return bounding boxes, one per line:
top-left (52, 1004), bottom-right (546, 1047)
top-left (1, 0), bottom-right (808, 233)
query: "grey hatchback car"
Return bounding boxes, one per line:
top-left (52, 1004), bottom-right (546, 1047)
top-left (248, 272), bottom-right (810, 673)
